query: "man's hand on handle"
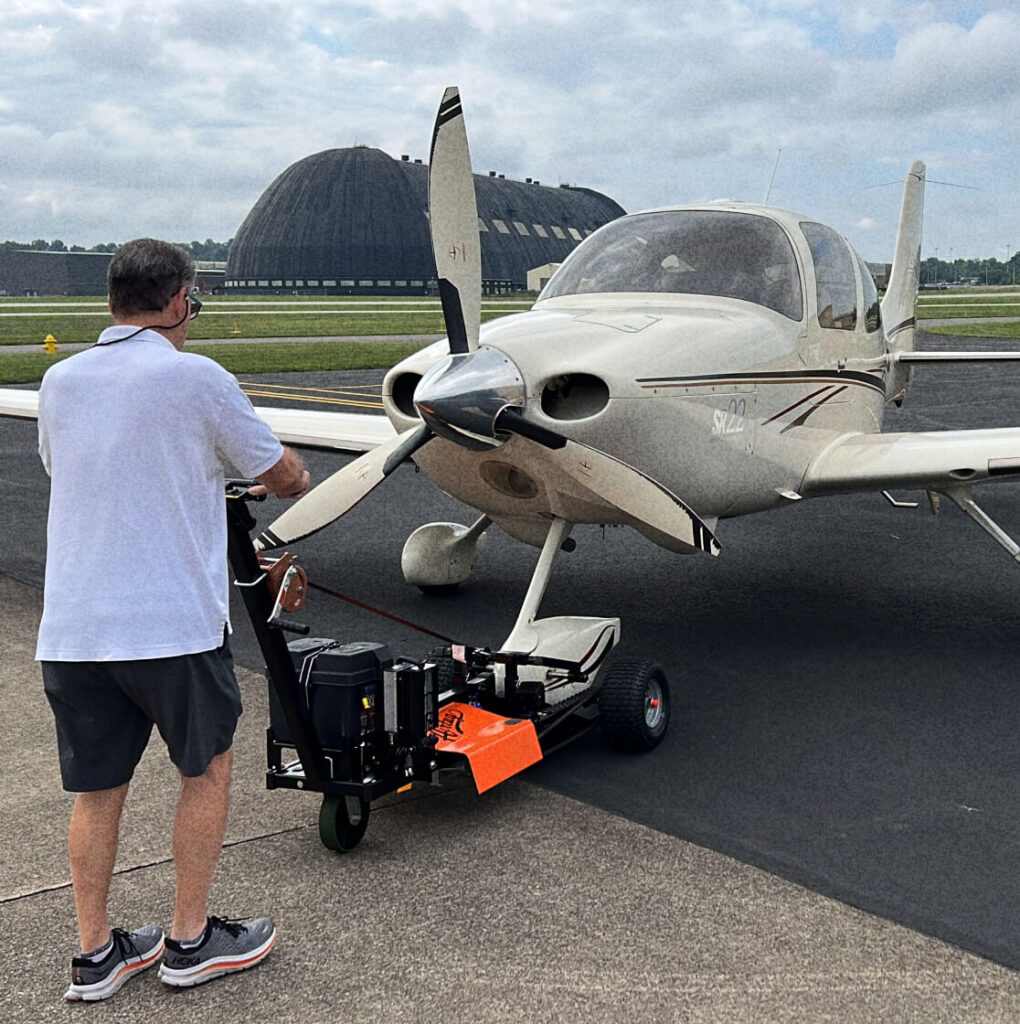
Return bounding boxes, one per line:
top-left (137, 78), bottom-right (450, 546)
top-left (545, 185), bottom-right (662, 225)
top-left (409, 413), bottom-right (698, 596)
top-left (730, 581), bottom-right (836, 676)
top-left (251, 448), bottom-right (310, 500)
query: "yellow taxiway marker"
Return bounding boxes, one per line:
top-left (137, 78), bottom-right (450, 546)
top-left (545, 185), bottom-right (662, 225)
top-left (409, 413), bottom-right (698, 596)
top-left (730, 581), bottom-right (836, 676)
top-left (240, 385), bottom-right (383, 411)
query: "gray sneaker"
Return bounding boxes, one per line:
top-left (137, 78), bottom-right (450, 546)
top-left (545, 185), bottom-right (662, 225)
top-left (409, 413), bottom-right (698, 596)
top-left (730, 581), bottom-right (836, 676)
top-left (158, 916), bottom-right (276, 988)
top-left (65, 924), bottom-right (165, 1001)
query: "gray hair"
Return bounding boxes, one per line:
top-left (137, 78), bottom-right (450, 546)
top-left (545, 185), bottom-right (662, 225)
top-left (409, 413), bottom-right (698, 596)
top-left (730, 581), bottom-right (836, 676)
top-left (108, 238), bottom-right (195, 316)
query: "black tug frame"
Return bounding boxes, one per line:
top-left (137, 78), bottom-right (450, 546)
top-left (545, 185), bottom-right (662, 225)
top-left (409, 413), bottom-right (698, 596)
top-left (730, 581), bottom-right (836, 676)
top-left (224, 484), bottom-right (613, 853)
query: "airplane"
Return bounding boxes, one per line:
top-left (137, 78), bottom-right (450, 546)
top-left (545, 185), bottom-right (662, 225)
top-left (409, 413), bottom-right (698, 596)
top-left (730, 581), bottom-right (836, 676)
top-left (3, 87), bottom-right (1019, 749)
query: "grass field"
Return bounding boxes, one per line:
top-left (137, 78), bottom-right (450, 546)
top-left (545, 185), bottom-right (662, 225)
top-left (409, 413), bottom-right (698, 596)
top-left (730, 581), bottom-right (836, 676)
top-left (916, 289), bottom-right (1020, 337)
top-left (0, 295), bottom-right (533, 346)
top-left (0, 340), bottom-right (433, 386)
top-left (0, 295), bottom-right (513, 382)
top-left (919, 305), bottom-right (1020, 319)
top-left (924, 321), bottom-right (1020, 339)
top-left (2, 289), bottom-right (1016, 384)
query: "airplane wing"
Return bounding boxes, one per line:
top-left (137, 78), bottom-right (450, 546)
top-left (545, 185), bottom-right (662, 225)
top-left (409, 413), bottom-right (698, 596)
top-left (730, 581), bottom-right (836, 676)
top-left (801, 428), bottom-right (1020, 495)
top-left (0, 387), bottom-right (397, 454)
top-left (252, 405), bottom-right (396, 453)
top-left (801, 427), bottom-right (1020, 561)
top-left (0, 388), bottom-right (40, 420)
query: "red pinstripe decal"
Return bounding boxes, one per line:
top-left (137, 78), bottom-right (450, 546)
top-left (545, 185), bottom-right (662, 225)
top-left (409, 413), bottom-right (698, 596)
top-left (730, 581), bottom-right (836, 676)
top-left (580, 625), bottom-right (617, 668)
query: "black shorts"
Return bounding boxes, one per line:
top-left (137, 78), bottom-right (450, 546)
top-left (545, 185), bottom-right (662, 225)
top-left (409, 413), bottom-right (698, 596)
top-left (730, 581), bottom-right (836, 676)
top-left (42, 634), bottom-right (242, 792)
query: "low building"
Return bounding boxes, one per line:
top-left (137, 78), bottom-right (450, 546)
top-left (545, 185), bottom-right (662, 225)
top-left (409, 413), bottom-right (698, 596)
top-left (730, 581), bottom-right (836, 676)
top-left (0, 251), bottom-right (226, 297)
top-left (866, 262), bottom-right (891, 290)
top-left (0, 250), bottom-right (113, 296)
top-left (527, 263), bottom-right (562, 293)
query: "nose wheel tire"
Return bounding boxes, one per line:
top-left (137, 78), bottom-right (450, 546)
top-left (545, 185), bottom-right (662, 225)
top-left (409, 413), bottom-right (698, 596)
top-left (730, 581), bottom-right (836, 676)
top-left (599, 658), bottom-right (671, 752)
top-left (319, 794), bottom-right (370, 853)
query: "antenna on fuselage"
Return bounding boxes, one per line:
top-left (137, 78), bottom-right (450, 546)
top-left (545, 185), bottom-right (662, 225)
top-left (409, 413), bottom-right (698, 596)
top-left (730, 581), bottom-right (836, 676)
top-left (865, 176), bottom-right (977, 190)
top-left (763, 147), bottom-right (782, 205)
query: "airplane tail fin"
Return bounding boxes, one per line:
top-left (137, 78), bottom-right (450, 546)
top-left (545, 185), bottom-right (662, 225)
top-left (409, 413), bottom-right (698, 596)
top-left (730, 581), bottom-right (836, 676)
top-left (881, 160), bottom-right (925, 402)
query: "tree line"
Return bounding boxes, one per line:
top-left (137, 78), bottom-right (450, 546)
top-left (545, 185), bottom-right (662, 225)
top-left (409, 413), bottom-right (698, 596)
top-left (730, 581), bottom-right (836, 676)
top-left (4, 239), bottom-right (1018, 285)
top-left (0, 238), bottom-right (232, 260)
top-left (922, 255), bottom-right (1018, 287)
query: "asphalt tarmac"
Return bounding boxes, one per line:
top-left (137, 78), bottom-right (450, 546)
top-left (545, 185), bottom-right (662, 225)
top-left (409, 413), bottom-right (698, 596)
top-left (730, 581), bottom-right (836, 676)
top-left (1, 330), bottom-right (1018, 1020)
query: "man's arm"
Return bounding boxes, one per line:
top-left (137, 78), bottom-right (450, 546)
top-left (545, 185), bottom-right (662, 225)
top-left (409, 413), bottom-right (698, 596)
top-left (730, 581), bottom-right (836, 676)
top-left (252, 447), bottom-right (310, 499)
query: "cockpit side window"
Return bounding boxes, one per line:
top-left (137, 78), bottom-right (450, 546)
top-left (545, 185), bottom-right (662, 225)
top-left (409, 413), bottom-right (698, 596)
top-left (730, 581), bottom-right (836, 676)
top-left (540, 210), bottom-right (803, 320)
top-left (856, 252), bottom-right (882, 333)
top-left (801, 222), bottom-right (857, 330)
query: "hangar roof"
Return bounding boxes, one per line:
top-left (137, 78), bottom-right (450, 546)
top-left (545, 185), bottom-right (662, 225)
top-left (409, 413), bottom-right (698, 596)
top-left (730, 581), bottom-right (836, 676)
top-left (226, 147), bottom-right (625, 289)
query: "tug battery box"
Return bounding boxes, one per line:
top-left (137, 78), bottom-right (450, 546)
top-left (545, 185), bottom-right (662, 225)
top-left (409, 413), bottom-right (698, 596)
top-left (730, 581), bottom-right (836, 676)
top-left (269, 638), bottom-right (392, 750)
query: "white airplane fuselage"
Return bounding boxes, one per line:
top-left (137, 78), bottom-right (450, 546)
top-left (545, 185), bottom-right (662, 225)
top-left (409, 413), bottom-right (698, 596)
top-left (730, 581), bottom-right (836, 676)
top-left (382, 203), bottom-right (891, 546)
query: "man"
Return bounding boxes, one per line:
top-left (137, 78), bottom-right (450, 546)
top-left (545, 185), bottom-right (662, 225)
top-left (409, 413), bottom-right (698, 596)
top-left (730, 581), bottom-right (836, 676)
top-left (37, 238), bottom-right (310, 1001)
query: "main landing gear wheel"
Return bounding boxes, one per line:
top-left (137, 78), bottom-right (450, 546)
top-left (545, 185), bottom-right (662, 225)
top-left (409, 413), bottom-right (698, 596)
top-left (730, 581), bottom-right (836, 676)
top-left (318, 794), bottom-right (370, 853)
top-left (599, 658), bottom-right (671, 752)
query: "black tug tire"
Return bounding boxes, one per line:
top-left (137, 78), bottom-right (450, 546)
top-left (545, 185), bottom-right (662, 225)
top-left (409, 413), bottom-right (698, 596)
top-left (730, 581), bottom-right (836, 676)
top-left (426, 646), bottom-right (459, 691)
top-left (318, 795), bottom-right (370, 853)
top-left (599, 658), bottom-right (671, 752)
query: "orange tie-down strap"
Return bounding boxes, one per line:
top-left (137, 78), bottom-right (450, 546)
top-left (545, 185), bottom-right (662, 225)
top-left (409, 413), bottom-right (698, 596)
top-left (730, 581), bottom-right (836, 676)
top-left (430, 702), bottom-right (543, 794)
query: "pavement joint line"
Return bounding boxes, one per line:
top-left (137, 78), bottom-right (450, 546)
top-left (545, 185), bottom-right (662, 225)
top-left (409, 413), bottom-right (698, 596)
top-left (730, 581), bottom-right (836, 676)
top-left (0, 824), bottom-right (314, 907)
top-left (0, 787), bottom-right (465, 908)
top-left (1, 879), bottom-right (74, 904)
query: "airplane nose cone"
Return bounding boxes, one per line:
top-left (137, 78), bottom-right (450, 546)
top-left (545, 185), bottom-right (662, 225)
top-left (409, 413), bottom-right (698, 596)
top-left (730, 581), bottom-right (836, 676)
top-left (413, 347), bottom-right (525, 450)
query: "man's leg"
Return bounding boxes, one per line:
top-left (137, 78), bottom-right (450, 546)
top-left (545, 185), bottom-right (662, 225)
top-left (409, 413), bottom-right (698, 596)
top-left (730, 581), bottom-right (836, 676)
top-left (68, 783), bottom-right (130, 953)
top-left (171, 747), bottom-right (233, 942)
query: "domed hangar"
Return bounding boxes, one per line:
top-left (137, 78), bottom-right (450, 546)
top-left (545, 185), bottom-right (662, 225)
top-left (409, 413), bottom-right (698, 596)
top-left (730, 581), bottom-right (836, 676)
top-left (225, 146), bottom-right (625, 294)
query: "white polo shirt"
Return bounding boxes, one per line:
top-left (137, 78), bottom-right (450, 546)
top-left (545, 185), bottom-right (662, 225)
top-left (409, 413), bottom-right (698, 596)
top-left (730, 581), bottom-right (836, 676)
top-left (36, 327), bottom-right (284, 661)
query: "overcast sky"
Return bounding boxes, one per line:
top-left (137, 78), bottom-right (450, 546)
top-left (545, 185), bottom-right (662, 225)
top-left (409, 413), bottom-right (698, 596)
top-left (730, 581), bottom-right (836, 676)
top-left (2, 0), bottom-right (1017, 262)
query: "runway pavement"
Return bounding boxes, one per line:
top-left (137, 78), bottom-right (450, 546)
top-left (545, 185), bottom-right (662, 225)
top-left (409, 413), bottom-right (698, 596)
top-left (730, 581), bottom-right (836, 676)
top-left (2, 572), bottom-right (1018, 1022)
top-left (1, 330), bottom-right (1018, 1019)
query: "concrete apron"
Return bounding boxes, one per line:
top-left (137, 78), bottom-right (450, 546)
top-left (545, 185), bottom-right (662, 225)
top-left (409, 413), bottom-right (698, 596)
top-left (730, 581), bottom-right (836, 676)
top-left (1, 573), bottom-right (1017, 1023)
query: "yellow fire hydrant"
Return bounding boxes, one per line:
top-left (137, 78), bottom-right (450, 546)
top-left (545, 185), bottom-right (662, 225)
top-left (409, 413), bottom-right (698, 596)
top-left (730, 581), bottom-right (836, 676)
top-left (43, 334), bottom-right (59, 354)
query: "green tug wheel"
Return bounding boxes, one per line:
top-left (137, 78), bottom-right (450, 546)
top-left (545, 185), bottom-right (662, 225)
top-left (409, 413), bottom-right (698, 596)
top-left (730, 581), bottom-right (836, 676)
top-left (318, 794), bottom-right (370, 853)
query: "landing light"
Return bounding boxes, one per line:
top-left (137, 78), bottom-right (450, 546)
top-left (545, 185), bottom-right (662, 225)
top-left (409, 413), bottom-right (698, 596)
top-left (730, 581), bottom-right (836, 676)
top-left (480, 460), bottom-right (540, 499)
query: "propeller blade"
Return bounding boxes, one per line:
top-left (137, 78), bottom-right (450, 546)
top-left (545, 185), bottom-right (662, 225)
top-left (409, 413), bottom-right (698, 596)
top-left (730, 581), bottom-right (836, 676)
top-left (255, 423), bottom-right (432, 551)
top-left (429, 86), bottom-right (481, 355)
top-left (496, 409), bottom-right (719, 556)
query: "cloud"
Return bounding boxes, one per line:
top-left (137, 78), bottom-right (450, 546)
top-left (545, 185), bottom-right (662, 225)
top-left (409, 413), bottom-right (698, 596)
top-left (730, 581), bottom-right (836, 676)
top-left (889, 11), bottom-right (1020, 109)
top-left (0, 1), bottom-right (1014, 257)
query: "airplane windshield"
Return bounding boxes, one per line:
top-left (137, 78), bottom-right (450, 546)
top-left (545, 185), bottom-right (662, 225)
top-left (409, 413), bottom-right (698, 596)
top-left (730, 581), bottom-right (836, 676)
top-left (541, 210), bottom-right (803, 320)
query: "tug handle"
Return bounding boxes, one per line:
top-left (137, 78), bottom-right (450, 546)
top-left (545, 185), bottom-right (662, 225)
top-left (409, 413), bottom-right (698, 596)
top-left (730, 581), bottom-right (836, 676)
top-left (270, 619), bottom-right (311, 636)
top-left (225, 479), bottom-right (266, 501)
top-left (225, 487), bottom-right (324, 786)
